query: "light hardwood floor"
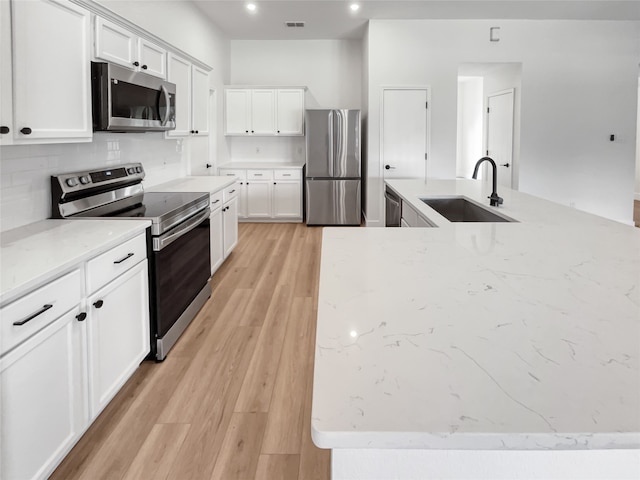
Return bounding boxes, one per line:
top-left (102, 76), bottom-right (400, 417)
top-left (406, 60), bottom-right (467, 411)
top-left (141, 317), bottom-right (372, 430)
top-left (51, 223), bottom-right (330, 480)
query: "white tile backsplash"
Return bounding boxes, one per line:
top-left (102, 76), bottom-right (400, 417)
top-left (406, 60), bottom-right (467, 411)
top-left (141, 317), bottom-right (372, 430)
top-left (0, 132), bottom-right (189, 232)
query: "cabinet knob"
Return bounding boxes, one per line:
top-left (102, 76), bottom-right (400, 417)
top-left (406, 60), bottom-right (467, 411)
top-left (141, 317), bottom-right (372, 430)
top-left (93, 300), bottom-right (104, 309)
top-left (251, 130), bottom-right (254, 133)
top-left (277, 130), bottom-right (280, 133)
top-left (245, 130), bottom-right (249, 133)
top-left (20, 127), bottom-right (32, 135)
top-left (206, 163), bottom-right (212, 169)
top-left (133, 61), bottom-right (140, 67)
top-left (274, 182), bottom-right (276, 185)
top-left (76, 312), bottom-right (87, 322)
top-left (195, 130), bottom-right (199, 134)
top-left (142, 64), bottom-right (148, 70)
top-left (0, 126), bottom-right (9, 134)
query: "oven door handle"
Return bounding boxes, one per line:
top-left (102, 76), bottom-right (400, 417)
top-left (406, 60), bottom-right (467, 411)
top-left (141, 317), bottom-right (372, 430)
top-left (153, 207), bottom-right (210, 251)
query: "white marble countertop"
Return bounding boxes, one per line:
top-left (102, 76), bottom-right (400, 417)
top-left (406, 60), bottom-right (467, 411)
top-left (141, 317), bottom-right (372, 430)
top-left (147, 175), bottom-right (236, 194)
top-left (312, 179), bottom-right (640, 451)
top-left (218, 161), bottom-right (305, 170)
top-left (1, 219), bottom-right (150, 306)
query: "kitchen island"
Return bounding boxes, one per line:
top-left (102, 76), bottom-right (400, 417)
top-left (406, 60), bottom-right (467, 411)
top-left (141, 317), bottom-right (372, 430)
top-left (313, 179), bottom-right (640, 479)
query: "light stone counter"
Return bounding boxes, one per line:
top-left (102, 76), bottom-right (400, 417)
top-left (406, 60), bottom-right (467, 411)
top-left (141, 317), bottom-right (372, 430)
top-left (147, 175), bottom-right (236, 194)
top-left (313, 179), bottom-right (640, 478)
top-left (218, 161), bottom-right (305, 170)
top-left (1, 219), bottom-right (150, 306)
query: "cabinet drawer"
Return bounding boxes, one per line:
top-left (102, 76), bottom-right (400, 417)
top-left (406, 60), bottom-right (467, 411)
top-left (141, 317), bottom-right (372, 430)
top-left (223, 183), bottom-right (239, 202)
top-left (401, 201), bottom-right (419, 227)
top-left (219, 169), bottom-right (247, 181)
top-left (274, 169), bottom-right (301, 180)
top-left (247, 169), bottom-right (273, 181)
top-left (210, 190), bottom-right (223, 211)
top-left (1, 269), bottom-right (81, 356)
top-left (86, 233), bottom-right (147, 294)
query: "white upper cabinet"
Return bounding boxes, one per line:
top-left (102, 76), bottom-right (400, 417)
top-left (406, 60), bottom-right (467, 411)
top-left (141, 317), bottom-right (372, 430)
top-left (250, 89), bottom-right (276, 134)
top-left (191, 65), bottom-right (210, 135)
top-left (167, 53), bottom-right (192, 136)
top-left (225, 88), bottom-right (305, 136)
top-left (0, 0), bottom-right (13, 145)
top-left (276, 89), bottom-right (305, 135)
top-left (167, 54), bottom-right (209, 137)
top-left (225, 89), bottom-right (251, 135)
top-left (95, 17), bottom-right (167, 79)
top-left (8, 0), bottom-right (92, 144)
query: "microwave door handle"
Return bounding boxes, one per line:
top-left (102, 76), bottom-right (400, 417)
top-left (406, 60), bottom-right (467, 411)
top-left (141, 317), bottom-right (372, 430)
top-left (160, 85), bottom-right (170, 126)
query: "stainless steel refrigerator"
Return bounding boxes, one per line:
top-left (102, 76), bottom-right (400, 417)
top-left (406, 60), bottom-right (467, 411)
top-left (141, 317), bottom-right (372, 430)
top-left (305, 109), bottom-right (361, 225)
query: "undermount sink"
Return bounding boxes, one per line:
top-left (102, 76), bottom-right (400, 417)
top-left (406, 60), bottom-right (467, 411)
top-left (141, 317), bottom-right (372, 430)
top-left (420, 197), bottom-right (516, 223)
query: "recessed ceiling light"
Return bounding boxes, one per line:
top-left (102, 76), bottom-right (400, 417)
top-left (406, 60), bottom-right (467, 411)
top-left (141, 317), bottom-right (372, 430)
top-left (246, 3), bottom-right (257, 12)
top-left (350, 3), bottom-right (360, 12)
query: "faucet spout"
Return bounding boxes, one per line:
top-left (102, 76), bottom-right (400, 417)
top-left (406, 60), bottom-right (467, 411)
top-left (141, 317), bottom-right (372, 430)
top-left (472, 156), bottom-right (503, 207)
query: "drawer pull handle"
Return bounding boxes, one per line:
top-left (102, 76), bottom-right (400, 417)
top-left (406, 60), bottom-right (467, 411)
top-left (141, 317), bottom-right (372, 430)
top-left (283, 174), bottom-right (291, 176)
top-left (93, 300), bottom-right (104, 309)
top-left (76, 312), bottom-right (87, 322)
top-left (113, 252), bottom-right (134, 264)
top-left (13, 304), bottom-right (53, 326)
top-left (212, 199), bottom-right (220, 204)
top-left (229, 189), bottom-right (236, 193)
top-left (254, 174), bottom-right (262, 176)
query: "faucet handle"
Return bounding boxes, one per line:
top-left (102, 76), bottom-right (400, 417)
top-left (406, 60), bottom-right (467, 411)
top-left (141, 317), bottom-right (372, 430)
top-left (488, 193), bottom-right (504, 207)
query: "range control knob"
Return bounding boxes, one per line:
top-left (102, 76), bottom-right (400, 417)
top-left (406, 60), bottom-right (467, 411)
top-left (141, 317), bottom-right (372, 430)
top-left (127, 167), bottom-right (135, 174)
top-left (135, 166), bottom-right (143, 173)
top-left (65, 177), bottom-right (79, 187)
top-left (79, 175), bottom-right (91, 185)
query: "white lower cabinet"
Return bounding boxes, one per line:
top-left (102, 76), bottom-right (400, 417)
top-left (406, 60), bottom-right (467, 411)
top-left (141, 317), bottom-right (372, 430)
top-left (246, 181), bottom-right (272, 218)
top-left (273, 181), bottom-right (302, 218)
top-left (1, 307), bottom-right (87, 480)
top-left (219, 166), bottom-right (303, 222)
top-left (0, 231), bottom-right (150, 480)
top-left (87, 260), bottom-right (149, 418)
top-left (210, 203), bottom-right (224, 274)
top-left (222, 186), bottom-right (239, 259)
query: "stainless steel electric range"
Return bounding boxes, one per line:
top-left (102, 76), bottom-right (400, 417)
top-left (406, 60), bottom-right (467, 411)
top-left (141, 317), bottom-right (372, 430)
top-left (51, 163), bottom-right (211, 360)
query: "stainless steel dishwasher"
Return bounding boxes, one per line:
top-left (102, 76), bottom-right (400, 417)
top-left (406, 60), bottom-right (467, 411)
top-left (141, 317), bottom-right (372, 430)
top-left (385, 186), bottom-right (401, 227)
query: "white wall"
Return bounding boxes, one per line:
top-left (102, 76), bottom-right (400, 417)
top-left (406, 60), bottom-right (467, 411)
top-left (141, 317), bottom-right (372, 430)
top-left (456, 76), bottom-right (484, 178)
top-left (0, 0), bottom-right (230, 232)
top-left (366, 20), bottom-right (640, 226)
top-left (227, 39), bottom-right (362, 164)
top-left (636, 78), bottom-right (640, 201)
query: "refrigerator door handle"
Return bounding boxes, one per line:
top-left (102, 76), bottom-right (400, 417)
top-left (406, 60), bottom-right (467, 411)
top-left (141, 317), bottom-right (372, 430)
top-left (328, 112), bottom-right (334, 177)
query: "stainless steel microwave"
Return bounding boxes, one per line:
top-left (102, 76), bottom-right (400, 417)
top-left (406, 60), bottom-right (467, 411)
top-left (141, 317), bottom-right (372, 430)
top-left (91, 62), bottom-right (176, 132)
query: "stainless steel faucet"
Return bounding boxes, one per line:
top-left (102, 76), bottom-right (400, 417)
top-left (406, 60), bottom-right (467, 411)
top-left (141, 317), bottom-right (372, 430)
top-left (472, 157), bottom-right (504, 207)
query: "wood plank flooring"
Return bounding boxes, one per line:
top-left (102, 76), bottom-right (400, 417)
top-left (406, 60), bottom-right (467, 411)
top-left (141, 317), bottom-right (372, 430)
top-left (51, 223), bottom-right (330, 480)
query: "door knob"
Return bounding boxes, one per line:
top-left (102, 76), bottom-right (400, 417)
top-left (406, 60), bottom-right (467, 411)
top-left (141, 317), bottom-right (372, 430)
top-left (385, 165), bottom-right (395, 170)
top-left (501, 163), bottom-right (510, 168)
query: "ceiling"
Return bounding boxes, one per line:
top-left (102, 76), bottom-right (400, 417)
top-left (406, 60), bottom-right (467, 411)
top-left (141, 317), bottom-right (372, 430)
top-left (192, 0), bottom-right (640, 40)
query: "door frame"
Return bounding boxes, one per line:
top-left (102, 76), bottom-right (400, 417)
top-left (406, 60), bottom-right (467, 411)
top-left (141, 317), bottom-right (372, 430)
top-left (484, 88), bottom-right (515, 188)
top-left (379, 86), bottom-right (432, 180)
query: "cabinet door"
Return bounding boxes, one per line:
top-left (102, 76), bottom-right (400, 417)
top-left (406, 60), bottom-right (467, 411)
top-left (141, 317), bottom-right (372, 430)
top-left (1, 308), bottom-right (87, 480)
top-left (273, 181), bottom-right (302, 219)
top-left (191, 66), bottom-right (210, 135)
top-left (0, 0), bottom-right (13, 145)
top-left (246, 181), bottom-right (272, 218)
top-left (88, 260), bottom-right (150, 418)
top-left (276, 89), bottom-right (304, 135)
top-left (225, 89), bottom-right (251, 135)
top-left (94, 17), bottom-right (136, 69)
top-left (210, 208), bottom-right (224, 274)
top-left (223, 198), bottom-right (239, 258)
top-left (251, 89), bottom-right (276, 134)
top-left (138, 38), bottom-right (167, 79)
top-left (237, 181), bottom-right (248, 219)
top-left (166, 53), bottom-right (191, 137)
top-left (12, 0), bottom-right (92, 142)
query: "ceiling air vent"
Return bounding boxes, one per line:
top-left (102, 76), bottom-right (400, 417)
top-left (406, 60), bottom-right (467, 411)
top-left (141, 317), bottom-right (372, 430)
top-left (285, 21), bottom-right (305, 28)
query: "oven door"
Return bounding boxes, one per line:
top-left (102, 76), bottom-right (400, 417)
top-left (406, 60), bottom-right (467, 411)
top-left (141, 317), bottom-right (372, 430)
top-left (150, 209), bottom-right (211, 345)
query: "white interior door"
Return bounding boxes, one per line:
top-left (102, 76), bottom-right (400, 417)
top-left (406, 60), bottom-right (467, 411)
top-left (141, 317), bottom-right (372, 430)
top-left (382, 89), bottom-right (428, 179)
top-left (486, 89), bottom-right (514, 189)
